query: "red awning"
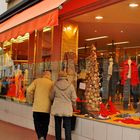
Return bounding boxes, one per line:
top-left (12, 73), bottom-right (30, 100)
top-left (0, 0), bottom-right (67, 42)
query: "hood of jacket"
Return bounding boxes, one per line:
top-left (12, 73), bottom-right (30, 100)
top-left (55, 77), bottom-right (71, 91)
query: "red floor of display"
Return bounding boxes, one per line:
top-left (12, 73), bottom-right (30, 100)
top-left (0, 120), bottom-right (55, 140)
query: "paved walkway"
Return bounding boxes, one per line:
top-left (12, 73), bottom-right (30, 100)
top-left (0, 121), bottom-right (55, 140)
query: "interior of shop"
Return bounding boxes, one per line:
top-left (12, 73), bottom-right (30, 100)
top-left (62, 0), bottom-right (140, 116)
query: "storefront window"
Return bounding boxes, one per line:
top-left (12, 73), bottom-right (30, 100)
top-left (62, 0), bottom-right (140, 115)
top-left (0, 27), bottom-right (53, 103)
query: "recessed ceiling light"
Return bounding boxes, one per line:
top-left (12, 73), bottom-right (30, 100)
top-left (129, 3), bottom-right (139, 8)
top-left (107, 41), bottom-right (130, 46)
top-left (85, 36), bottom-right (108, 41)
top-left (78, 46), bottom-right (90, 50)
top-left (95, 16), bottom-right (103, 20)
top-left (120, 30), bottom-right (124, 33)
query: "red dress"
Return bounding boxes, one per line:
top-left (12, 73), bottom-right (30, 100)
top-left (7, 79), bottom-right (16, 97)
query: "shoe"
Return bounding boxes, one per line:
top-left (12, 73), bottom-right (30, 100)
top-left (39, 137), bottom-right (45, 140)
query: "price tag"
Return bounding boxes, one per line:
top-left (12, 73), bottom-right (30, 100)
top-left (79, 82), bottom-right (86, 90)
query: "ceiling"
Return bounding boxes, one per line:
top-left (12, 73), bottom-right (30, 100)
top-left (70, 0), bottom-right (140, 51)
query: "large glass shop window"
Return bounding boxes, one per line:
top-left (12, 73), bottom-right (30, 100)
top-left (0, 27), bottom-right (53, 103)
top-left (65, 0), bottom-right (140, 116)
top-left (0, 34), bottom-right (29, 102)
top-left (32, 27), bottom-right (53, 79)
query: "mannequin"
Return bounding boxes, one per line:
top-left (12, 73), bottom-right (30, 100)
top-left (108, 57), bottom-right (113, 76)
top-left (127, 57), bottom-right (132, 79)
top-left (127, 57), bottom-right (132, 107)
top-left (121, 56), bottom-right (139, 109)
top-left (108, 57), bottom-right (119, 102)
top-left (23, 69), bottom-right (29, 89)
top-left (15, 69), bottom-right (24, 99)
top-left (7, 77), bottom-right (16, 97)
top-left (102, 57), bottom-right (109, 102)
top-left (102, 56), bottom-right (119, 103)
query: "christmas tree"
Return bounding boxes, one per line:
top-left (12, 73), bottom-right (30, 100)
top-left (85, 44), bottom-right (101, 112)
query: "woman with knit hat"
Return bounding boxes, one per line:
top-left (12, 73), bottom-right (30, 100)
top-left (50, 71), bottom-right (77, 140)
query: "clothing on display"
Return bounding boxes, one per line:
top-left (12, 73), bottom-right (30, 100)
top-left (115, 113), bottom-right (131, 118)
top-left (121, 59), bottom-right (139, 109)
top-left (114, 118), bottom-right (140, 125)
top-left (108, 62), bottom-right (119, 102)
top-left (108, 101), bottom-right (120, 114)
top-left (102, 57), bottom-right (119, 102)
top-left (121, 59), bottom-right (139, 86)
top-left (15, 69), bottom-right (25, 100)
top-left (102, 58), bottom-right (109, 101)
top-left (7, 78), bottom-right (16, 97)
top-left (98, 103), bottom-right (111, 117)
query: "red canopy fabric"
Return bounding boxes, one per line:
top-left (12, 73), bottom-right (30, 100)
top-left (0, 0), bottom-right (67, 42)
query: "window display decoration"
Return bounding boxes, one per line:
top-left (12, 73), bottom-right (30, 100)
top-left (15, 69), bottom-right (25, 100)
top-left (84, 44), bottom-right (101, 112)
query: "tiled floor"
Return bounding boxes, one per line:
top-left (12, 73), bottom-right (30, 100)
top-left (0, 121), bottom-right (55, 140)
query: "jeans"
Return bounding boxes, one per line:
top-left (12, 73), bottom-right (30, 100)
top-left (54, 116), bottom-right (72, 140)
top-left (123, 79), bottom-right (130, 109)
top-left (33, 112), bottom-right (50, 140)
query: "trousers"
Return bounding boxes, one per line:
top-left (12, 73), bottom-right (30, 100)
top-left (33, 112), bottom-right (50, 140)
top-left (54, 116), bottom-right (72, 140)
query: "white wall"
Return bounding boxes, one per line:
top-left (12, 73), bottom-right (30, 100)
top-left (0, 0), bottom-right (7, 15)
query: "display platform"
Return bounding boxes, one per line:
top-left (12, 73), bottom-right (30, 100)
top-left (74, 110), bottom-right (140, 130)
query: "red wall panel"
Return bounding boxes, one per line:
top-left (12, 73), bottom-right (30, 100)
top-left (60, 0), bottom-right (97, 15)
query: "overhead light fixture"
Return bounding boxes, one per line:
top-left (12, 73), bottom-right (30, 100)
top-left (63, 26), bottom-right (72, 32)
top-left (85, 36), bottom-right (108, 41)
top-left (78, 46), bottom-right (90, 50)
top-left (129, 3), bottom-right (139, 8)
top-left (107, 41), bottom-right (130, 46)
top-left (124, 46), bottom-right (140, 49)
top-left (94, 30), bottom-right (97, 33)
top-left (95, 16), bottom-right (103, 20)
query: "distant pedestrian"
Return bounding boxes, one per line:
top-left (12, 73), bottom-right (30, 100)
top-left (26, 71), bottom-right (53, 140)
top-left (50, 71), bottom-right (77, 140)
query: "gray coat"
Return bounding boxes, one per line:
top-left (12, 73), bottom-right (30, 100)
top-left (50, 77), bottom-right (77, 116)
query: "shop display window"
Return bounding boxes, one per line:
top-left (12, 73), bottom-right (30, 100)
top-left (0, 27), bottom-right (53, 103)
top-left (61, 0), bottom-right (140, 124)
